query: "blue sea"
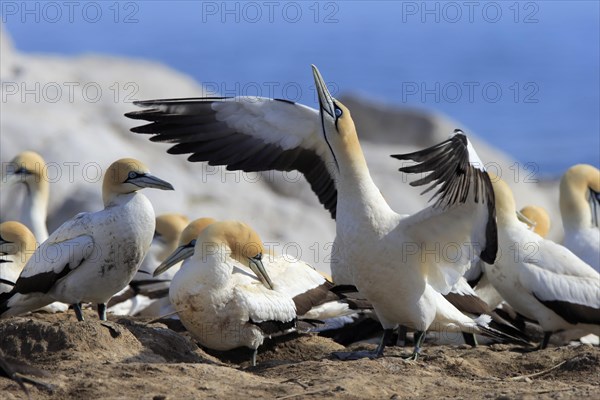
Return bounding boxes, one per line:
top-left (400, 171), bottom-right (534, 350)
top-left (3, 1), bottom-right (599, 177)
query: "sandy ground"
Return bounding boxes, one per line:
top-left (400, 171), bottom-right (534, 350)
top-left (1, 310), bottom-right (598, 399)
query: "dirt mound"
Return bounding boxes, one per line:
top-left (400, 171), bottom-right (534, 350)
top-left (1, 311), bottom-right (598, 399)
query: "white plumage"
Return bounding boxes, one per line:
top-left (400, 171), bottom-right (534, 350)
top-left (154, 220), bottom-right (354, 365)
top-left (485, 177), bottom-right (600, 348)
top-left (0, 158), bottom-right (174, 321)
top-left (127, 65), bottom-right (500, 358)
top-left (108, 213), bottom-right (192, 317)
top-left (560, 164), bottom-right (600, 272)
top-left (1, 151), bottom-right (49, 242)
top-left (0, 221), bottom-right (36, 295)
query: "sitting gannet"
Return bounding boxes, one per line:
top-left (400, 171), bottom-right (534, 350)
top-left (127, 65), bottom-right (498, 359)
top-left (107, 213), bottom-right (191, 316)
top-left (154, 220), bottom-right (356, 365)
top-left (559, 164), bottom-right (600, 271)
top-left (0, 158), bottom-right (174, 321)
top-left (0, 221), bottom-right (36, 294)
top-left (484, 177), bottom-right (600, 348)
top-left (2, 151), bottom-right (50, 242)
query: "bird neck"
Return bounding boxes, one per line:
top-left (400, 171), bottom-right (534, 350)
top-left (494, 186), bottom-right (519, 228)
top-left (21, 183), bottom-right (49, 242)
top-left (560, 178), bottom-right (593, 230)
top-left (333, 131), bottom-right (394, 222)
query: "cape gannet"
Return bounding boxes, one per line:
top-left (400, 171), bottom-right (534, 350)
top-left (126, 65), bottom-right (499, 359)
top-left (519, 206), bottom-right (551, 238)
top-left (484, 177), bottom-right (600, 348)
top-left (0, 158), bottom-right (174, 321)
top-left (0, 221), bottom-right (36, 294)
top-left (107, 213), bottom-right (192, 316)
top-left (559, 164), bottom-right (600, 271)
top-left (2, 151), bottom-right (50, 242)
top-left (154, 220), bottom-right (357, 365)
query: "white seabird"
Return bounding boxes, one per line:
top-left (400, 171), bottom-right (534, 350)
top-left (0, 221), bottom-right (36, 294)
top-left (560, 164), bottom-right (600, 272)
top-left (154, 220), bottom-right (358, 365)
top-left (484, 177), bottom-right (600, 348)
top-left (519, 205), bottom-right (551, 238)
top-left (0, 158), bottom-right (174, 321)
top-left (126, 65), bottom-right (500, 359)
top-left (2, 151), bottom-right (50, 242)
top-left (107, 213), bottom-right (192, 316)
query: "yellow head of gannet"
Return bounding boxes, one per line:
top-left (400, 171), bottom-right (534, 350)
top-left (155, 220), bottom-right (274, 290)
top-left (153, 217), bottom-right (217, 276)
top-left (519, 206), bottom-right (551, 238)
top-left (102, 158), bottom-right (174, 205)
top-left (154, 213), bottom-right (190, 258)
top-left (560, 164), bottom-right (600, 230)
top-left (0, 221), bottom-right (37, 293)
top-left (0, 221), bottom-right (37, 262)
top-left (489, 176), bottom-right (517, 224)
top-left (3, 151), bottom-right (48, 193)
top-left (312, 65), bottom-right (364, 167)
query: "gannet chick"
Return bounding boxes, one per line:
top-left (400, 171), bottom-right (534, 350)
top-left (560, 164), bottom-right (600, 271)
top-left (107, 213), bottom-right (191, 316)
top-left (0, 158), bottom-right (174, 321)
top-left (2, 151), bottom-right (49, 242)
top-left (0, 221), bottom-right (36, 294)
top-left (485, 177), bottom-right (600, 348)
top-left (154, 220), bottom-right (351, 366)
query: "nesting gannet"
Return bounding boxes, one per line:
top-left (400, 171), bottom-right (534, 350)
top-left (107, 213), bottom-right (191, 316)
top-left (126, 65), bottom-right (499, 359)
top-left (0, 221), bottom-right (36, 294)
top-left (484, 177), bottom-right (600, 348)
top-left (559, 164), bottom-right (600, 271)
top-left (2, 151), bottom-right (50, 242)
top-left (154, 220), bottom-right (355, 365)
top-left (0, 158), bottom-right (174, 321)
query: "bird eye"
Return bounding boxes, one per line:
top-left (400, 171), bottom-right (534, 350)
top-left (128, 171), bottom-right (137, 179)
top-left (335, 107), bottom-right (343, 118)
top-left (252, 252), bottom-right (263, 261)
top-left (189, 239), bottom-right (197, 247)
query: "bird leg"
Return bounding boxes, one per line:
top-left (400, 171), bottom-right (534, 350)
top-left (539, 332), bottom-right (552, 350)
top-left (403, 330), bottom-right (425, 361)
top-left (332, 329), bottom-right (394, 361)
top-left (97, 303), bottom-right (107, 321)
top-left (73, 303), bottom-right (84, 321)
top-left (396, 325), bottom-right (408, 347)
top-left (462, 332), bottom-right (478, 347)
top-left (251, 348), bottom-right (258, 367)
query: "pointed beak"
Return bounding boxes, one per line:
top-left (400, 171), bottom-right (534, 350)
top-left (248, 257), bottom-right (274, 290)
top-left (312, 64), bottom-right (335, 119)
top-left (130, 173), bottom-right (174, 191)
top-left (153, 244), bottom-right (194, 277)
top-left (0, 236), bottom-right (9, 246)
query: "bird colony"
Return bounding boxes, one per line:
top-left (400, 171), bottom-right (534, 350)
top-left (1, 66), bottom-right (598, 390)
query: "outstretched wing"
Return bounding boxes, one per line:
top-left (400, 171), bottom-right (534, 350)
top-left (392, 131), bottom-right (497, 292)
top-left (126, 97), bottom-right (338, 218)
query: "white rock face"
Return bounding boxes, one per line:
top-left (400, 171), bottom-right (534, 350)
top-left (0, 29), bottom-right (562, 274)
